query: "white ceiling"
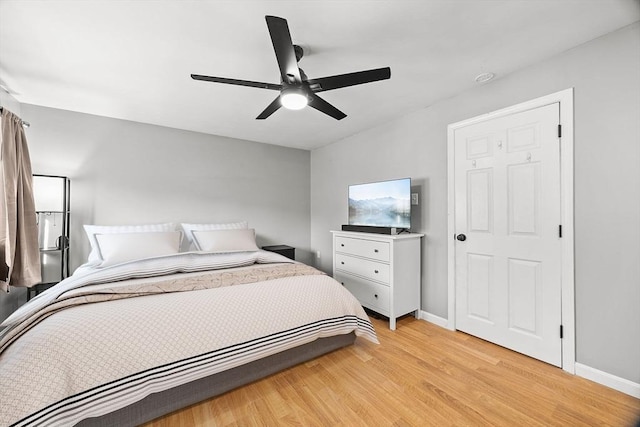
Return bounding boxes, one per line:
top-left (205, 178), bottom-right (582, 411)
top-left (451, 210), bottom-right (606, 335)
top-left (1, 1), bottom-right (638, 150)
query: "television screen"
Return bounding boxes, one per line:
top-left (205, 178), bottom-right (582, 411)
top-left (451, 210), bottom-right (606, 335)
top-left (348, 178), bottom-right (411, 229)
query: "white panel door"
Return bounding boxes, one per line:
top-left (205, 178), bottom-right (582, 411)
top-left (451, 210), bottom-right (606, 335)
top-left (454, 103), bottom-right (562, 366)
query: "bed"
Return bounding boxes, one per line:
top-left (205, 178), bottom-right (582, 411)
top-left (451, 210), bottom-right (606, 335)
top-left (0, 224), bottom-right (378, 426)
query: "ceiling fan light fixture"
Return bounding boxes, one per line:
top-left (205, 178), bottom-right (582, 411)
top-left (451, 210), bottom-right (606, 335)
top-left (280, 89), bottom-right (308, 110)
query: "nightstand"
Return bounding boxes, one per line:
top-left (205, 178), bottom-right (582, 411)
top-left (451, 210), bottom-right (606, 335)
top-left (262, 245), bottom-right (295, 260)
top-left (27, 282), bottom-right (57, 301)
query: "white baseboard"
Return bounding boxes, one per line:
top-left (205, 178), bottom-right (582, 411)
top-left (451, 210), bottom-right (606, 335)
top-left (419, 310), bottom-right (448, 329)
top-left (575, 363), bottom-right (640, 398)
top-left (418, 314), bottom-right (639, 399)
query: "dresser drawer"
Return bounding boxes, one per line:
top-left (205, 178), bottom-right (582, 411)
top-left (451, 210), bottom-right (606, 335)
top-left (335, 272), bottom-right (390, 315)
top-left (335, 253), bottom-right (390, 284)
top-left (335, 236), bottom-right (390, 262)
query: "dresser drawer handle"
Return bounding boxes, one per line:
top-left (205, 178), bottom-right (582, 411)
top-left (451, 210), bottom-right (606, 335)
top-left (374, 249), bottom-right (379, 253)
top-left (341, 261), bottom-right (345, 265)
top-left (374, 270), bottom-right (379, 274)
top-left (341, 243), bottom-right (345, 247)
top-left (374, 294), bottom-right (378, 299)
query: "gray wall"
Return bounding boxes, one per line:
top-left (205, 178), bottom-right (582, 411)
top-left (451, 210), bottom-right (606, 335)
top-left (20, 104), bottom-right (312, 272)
top-left (311, 23), bottom-right (640, 383)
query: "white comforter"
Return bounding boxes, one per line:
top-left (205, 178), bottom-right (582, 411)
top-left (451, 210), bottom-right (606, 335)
top-left (0, 251), bottom-right (377, 426)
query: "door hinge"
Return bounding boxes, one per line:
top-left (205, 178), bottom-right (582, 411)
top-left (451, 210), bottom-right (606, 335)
top-left (558, 124), bottom-right (562, 138)
top-left (560, 325), bottom-right (564, 339)
top-left (559, 224), bottom-right (562, 238)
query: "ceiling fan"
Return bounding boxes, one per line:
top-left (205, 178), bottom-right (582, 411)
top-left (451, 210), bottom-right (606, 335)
top-left (191, 15), bottom-right (391, 120)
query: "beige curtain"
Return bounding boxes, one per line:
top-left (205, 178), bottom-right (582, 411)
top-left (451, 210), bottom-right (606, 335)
top-left (0, 108), bottom-right (41, 292)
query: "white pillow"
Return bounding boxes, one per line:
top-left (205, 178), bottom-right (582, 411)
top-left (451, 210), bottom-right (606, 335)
top-left (181, 221), bottom-right (248, 249)
top-left (95, 231), bottom-right (182, 267)
top-left (192, 228), bottom-right (259, 253)
top-left (84, 223), bottom-right (176, 264)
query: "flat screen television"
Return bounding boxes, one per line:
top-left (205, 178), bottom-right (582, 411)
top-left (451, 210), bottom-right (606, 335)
top-left (348, 178), bottom-right (411, 230)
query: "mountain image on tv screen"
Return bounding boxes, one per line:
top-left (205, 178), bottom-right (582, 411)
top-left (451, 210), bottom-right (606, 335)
top-left (348, 178), bottom-right (411, 228)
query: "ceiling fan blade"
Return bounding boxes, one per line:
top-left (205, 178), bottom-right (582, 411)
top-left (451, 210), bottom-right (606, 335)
top-left (308, 93), bottom-right (346, 120)
top-left (265, 16), bottom-right (302, 85)
top-left (256, 96), bottom-right (282, 120)
top-left (191, 74), bottom-right (281, 91)
top-left (306, 67), bottom-right (391, 92)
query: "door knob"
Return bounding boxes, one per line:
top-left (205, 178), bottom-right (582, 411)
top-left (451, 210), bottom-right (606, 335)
top-left (456, 234), bottom-right (467, 241)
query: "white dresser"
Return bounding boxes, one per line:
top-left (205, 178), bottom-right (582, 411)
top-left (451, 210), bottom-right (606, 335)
top-left (331, 230), bottom-right (424, 330)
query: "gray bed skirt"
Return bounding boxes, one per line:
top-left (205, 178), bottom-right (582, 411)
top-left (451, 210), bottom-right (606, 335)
top-left (78, 332), bottom-right (356, 426)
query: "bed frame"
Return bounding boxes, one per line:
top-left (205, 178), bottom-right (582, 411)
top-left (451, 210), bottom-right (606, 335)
top-left (78, 332), bottom-right (356, 426)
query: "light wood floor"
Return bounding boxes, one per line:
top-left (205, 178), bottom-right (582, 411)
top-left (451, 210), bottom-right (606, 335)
top-left (145, 316), bottom-right (640, 426)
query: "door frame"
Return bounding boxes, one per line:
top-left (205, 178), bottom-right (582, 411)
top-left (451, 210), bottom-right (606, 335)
top-left (446, 88), bottom-right (575, 373)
